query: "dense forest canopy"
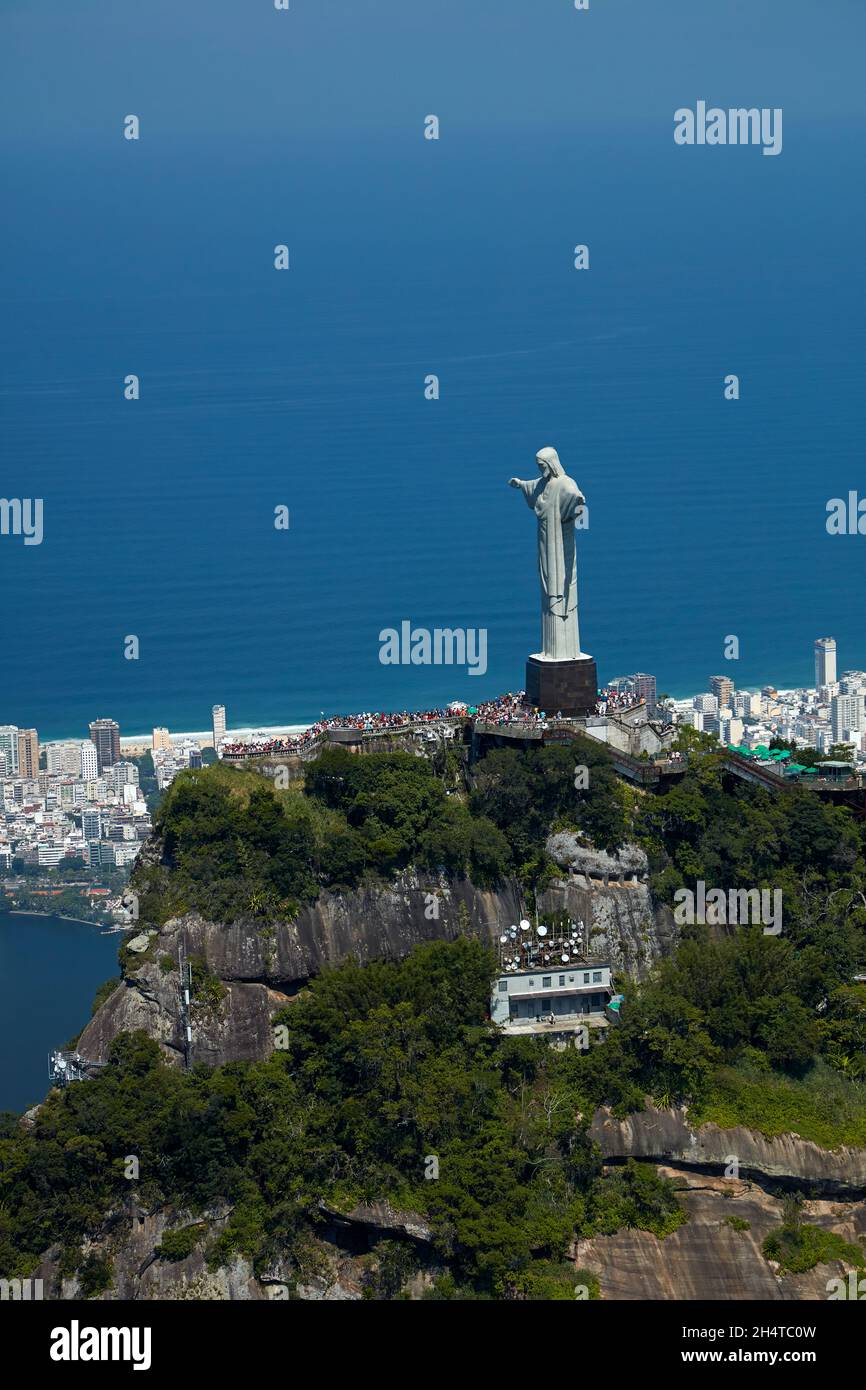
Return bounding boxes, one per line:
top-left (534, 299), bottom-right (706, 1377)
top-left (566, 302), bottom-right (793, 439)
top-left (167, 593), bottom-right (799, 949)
top-left (0, 941), bottom-right (687, 1298)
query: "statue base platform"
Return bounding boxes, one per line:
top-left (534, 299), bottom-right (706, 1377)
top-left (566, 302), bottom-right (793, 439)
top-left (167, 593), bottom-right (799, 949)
top-left (525, 654), bottom-right (598, 717)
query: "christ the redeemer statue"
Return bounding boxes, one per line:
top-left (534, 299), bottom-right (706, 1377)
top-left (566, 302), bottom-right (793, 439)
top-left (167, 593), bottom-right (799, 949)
top-left (509, 447), bottom-right (587, 662)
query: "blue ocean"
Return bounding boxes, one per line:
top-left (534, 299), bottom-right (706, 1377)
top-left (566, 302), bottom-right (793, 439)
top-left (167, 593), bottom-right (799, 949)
top-left (1, 115), bottom-right (864, 739)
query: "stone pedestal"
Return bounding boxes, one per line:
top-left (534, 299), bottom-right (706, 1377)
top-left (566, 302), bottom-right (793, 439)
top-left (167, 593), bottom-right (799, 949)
top-left (526, 654), bottom-right (598, 717)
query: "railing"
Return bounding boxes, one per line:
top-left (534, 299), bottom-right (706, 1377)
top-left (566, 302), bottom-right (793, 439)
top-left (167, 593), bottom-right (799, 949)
top-left (791, 774), bottom-right (864, 790)
top-left (473, 718), bottom-right (547, 737)
top-left (222, 717), bottom-right (466, 762)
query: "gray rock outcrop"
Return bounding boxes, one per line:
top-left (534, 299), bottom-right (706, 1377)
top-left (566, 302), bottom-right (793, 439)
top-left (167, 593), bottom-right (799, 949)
top-left (590, 1104), bottom-right (866, 1194)
top-left (577, 1168), bottom-right (866, 1300)
top-left (543, 834), bottom-right (677, 978)
top-left (76, 823), bottom-right (681, 1070)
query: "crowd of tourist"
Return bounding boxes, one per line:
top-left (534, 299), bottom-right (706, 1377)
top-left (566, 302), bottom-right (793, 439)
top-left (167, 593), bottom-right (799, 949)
top-left (220, 686), bottom-right (644, 760)
top-left (470, 692), bottom-right (539, 726)
top-left (221, 701), bottom-right (465, 760)
top-left (595, 687), bottom-right (644, 716)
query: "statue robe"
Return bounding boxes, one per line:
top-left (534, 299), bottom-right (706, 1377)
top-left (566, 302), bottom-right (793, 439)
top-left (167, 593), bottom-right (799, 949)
top-left (516, 472), bottom-right (585, 660)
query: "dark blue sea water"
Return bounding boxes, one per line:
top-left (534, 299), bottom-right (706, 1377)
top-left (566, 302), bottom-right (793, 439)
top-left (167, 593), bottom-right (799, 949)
top-left (0, 914), bottom-right (120, 1113)
top-left (1, 125), bottom-right (865, 739)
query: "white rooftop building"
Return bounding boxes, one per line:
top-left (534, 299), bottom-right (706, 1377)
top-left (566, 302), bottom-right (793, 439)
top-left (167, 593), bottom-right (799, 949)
top-left (489, 918), bottom-right (613, 1048)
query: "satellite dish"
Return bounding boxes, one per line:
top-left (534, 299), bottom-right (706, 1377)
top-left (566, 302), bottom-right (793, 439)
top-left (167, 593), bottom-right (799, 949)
top-left (499, 934), bottom-right (508, 943)
top-left (561, 953), bottom-right (570, 963)
top-left (537, 925), bottom-right (548, 937)
top-left (519, 919), bottom-right (531, 931)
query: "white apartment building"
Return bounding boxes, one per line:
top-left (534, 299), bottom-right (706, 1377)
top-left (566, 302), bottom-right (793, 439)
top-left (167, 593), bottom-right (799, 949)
top-left (0, 727), bottom-right (18, 776)
top-left (832, 694), bottom-right (864, 742)
top-left (212, 704), bottom-right (226, 754)
top-left (693, 694), bottom-right (718, 714)
top-left (815, 637), bottom-right (837, 690)
top-left (46, 741), bottom-right (87, 776)
top-left (36, 844), bottom-right (66, 867)
top-left (108, 762), bottom-right (140, 792)
top-left (734, 691), bottom-right (762, 719)
top-left (79, 741), bottom-right (99, 781)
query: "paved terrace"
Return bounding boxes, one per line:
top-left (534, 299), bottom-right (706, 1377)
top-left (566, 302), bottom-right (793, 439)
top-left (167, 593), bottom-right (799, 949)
top-left (221, 703), bottom-right (866, 808)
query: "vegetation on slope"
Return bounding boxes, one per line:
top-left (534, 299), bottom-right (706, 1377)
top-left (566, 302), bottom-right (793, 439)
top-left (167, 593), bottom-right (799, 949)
top-left (762, 1197), bottom-right (865, 1275)
top-left (0, 939), bottom-right (683, 1299)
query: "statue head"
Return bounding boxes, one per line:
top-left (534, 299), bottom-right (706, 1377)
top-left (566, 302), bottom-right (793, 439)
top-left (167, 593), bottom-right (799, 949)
top-left (536, 447), bottom-right (564, 479)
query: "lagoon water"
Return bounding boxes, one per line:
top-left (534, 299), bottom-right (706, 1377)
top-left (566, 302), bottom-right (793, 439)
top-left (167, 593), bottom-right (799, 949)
top-left (0, 914), bottom-right (120, 1113)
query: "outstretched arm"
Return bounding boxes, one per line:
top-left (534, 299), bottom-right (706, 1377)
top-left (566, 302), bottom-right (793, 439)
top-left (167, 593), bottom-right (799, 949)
top-left (508, 478), bottom-right (537, 507)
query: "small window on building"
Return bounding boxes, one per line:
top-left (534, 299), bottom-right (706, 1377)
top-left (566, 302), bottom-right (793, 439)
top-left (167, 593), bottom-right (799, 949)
top-left (498, 981), bottom-right (508, 992)
top-left (543, 976), bottom-right (551, 988)
top-left (593, 971), bottom-right (602, 983)
top-left (583, 972), bottom-right (590, 984)
top-left (559, 975), bottom-right (565, 986)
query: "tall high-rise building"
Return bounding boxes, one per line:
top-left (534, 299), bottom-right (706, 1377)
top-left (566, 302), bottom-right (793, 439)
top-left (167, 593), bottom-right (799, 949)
top-left (152, 727), bottom-right (171, 752)
top-left (0, 726), bottom-right (19, 775)
top-left (831, 694), bottom-right (863, 742)
top-left (693, 693), bottom-right (718, 714)
top-left (630, 673), bottom-right (657, 713)
top-left (815, 637), bottom-right (837, 690)
top-left (88, 718), bottom-right (120, 772)
top-left (46, 741), bottom-right (85, 775)
top-left (81, 809), bottom-right (102, 843)
top-left (212, 704), bottom-right (226, 753)
top-left (80, 741), bottom-right (99, 782)
top-left (710, 676), bottom-right (734, 711)
top-left (109, 762), bottom-right (140, 793)
top-left (16, 728), bottom-right (39, 779)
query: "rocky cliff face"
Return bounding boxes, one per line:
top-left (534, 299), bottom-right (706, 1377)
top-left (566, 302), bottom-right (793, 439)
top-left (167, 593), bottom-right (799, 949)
top-left (577, 1167), bottom-right (866, 1301)
top-left (78, 871), bottom-right (522, 1068)
top-left (543, 834), bottom-right (677, 979)
top-left (590, 1104), bottom-right (866, 1194)
top-left (34, 1194), bottom-right (443, 1302)
top-left (78, 838), bottom-right (678, 1069)
top-left (34, 1161), bottom-right (865, 1302)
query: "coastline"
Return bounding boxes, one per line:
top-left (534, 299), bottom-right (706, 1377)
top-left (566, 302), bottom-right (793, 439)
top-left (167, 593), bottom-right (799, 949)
top-left (120, 724), bottom-right (312, 754)
top-left (39, 723), bottom-right (313, 756)
top-left (35, 681), bottom-right (828, 757)
top-left (3, 910), bottom-right (104, 927)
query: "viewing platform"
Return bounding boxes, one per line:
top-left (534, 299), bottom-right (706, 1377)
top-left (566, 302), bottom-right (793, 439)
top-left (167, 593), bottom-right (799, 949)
top-left (219, 698), bottom-right (866, 815)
